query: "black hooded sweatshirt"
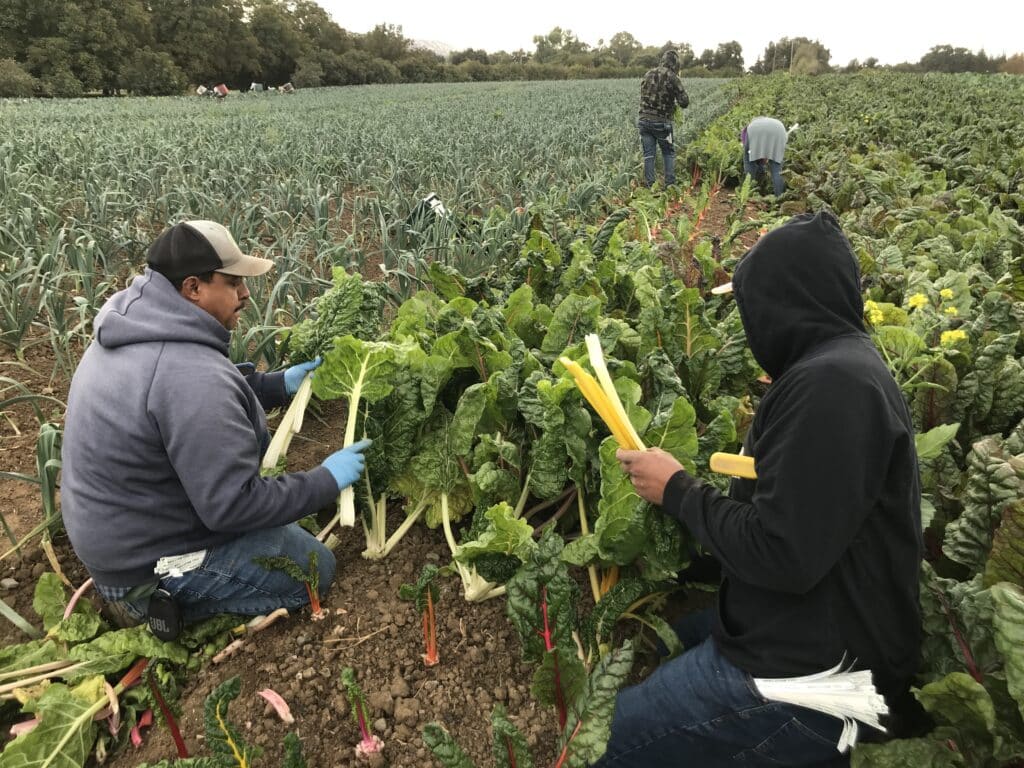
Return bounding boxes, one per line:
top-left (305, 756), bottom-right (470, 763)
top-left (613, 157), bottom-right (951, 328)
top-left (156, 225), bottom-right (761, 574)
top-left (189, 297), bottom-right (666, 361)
top-left (663, 211), bottom-right (922, 696)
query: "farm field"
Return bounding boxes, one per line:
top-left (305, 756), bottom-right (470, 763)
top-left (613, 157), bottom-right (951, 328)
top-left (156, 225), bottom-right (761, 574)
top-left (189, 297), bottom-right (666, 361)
top-left (2, 71), bottom-right (1024, 767)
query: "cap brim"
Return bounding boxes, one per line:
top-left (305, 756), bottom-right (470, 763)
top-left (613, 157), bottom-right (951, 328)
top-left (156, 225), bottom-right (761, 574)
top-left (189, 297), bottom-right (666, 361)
top-left (711, 281), bottom-right (733, 295)
top-left (216, 253), bottom-right (274, 278)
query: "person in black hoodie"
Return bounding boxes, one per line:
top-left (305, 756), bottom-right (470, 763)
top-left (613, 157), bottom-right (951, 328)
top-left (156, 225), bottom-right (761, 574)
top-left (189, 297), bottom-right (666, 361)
top-left (596, 211), bottom-right (923, 767)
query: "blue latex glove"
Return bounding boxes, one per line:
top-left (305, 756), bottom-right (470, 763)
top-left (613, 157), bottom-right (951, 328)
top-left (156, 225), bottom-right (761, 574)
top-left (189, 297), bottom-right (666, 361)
top-left (284, 357), bottom-right (322, 396)
top-left (321, 439), bottom-right (372, 490)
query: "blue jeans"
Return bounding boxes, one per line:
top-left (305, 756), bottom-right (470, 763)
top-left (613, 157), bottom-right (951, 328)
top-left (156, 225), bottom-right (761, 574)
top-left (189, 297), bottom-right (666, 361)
top-left (113, 524), bottom-right (336, 624)
top-left (639, 119), bottom-right (676, 187)
top-left (593, 609), bottom-right (849, 767)
top-left (743, 155), bottom-right (785, 196)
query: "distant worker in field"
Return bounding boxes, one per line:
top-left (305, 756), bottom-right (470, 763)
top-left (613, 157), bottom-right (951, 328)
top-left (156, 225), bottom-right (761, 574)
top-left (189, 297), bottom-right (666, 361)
top-left (61, 221), bottom-right (370, 633)
top-left (741, 116), bottom-right (792, 196)
top-left (638, 48), bottom-right (690, 188)
top-left (596, 211), bottom-right (924, 767)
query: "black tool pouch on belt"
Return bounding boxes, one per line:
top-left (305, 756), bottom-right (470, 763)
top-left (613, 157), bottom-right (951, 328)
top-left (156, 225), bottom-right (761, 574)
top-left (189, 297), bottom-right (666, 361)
top-left (147, 589), bottom-right (183, 641)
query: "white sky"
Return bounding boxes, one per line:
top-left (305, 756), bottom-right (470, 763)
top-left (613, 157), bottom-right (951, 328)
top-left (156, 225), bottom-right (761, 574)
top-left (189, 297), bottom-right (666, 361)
top-left (319, 0), bottom-right (1022, 67)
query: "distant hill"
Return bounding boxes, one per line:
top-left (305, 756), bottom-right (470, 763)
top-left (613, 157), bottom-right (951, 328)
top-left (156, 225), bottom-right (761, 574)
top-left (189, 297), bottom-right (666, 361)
top-left (412, 39), bottom-right (454, 59)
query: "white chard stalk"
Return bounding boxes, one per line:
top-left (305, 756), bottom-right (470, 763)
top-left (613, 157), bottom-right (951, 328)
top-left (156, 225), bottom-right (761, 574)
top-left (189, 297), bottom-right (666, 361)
top-left (262, 373), bottom-right (314, 471)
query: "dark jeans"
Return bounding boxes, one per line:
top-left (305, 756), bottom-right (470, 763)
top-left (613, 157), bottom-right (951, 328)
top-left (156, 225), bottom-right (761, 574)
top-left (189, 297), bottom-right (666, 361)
top-left (743, 156), bottom-right (785, 196)
top-left (107, 523), bottom-right (336, 624)
top-left (639, 119), bottom-right (676, 187)
top-left (593, 609), bottom-right (849, 767)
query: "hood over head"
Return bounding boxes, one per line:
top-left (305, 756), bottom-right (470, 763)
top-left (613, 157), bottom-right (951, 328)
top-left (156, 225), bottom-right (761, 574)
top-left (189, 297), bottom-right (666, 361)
top-left (661, 49), bottom-right (680, 71)
top-left (93, 268), bottom-right (231, 354)
top-left (732, 211), bottom-right (865, 379)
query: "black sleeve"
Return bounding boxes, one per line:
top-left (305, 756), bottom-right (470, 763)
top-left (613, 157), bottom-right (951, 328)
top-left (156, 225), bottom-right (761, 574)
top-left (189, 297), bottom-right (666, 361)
top-left (663, 369), bottom-right (889, 594)
top-left (244, 370), bottom-right (289, 411)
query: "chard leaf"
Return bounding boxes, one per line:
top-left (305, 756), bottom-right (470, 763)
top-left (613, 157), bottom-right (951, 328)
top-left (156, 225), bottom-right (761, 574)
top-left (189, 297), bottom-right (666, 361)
top-left (284, 268), bottom-right (386, 362)
top-left (645, 395), bottom-right (699, 472)
top-left (919, 563), bottom-right (998, 682)
top-left (50, 612), bottom-right (103, 644)
top-left (389, 290), bottom-right (445, 345)
top-left (506, 531), bottom-right (580, 663)
top-left (561, 534), bottom-right (600, 567)
top-left (915, 672), bottom-right (996, 759)
top-left (283, 732), bottom-right (307, 768)
top-left (455, 503), bottom-right (536, 565)
top-left (594, 438), bottom-right (648, 565)
top-left (66, 626), bottom-right (188, 681)
top-left (911, 356), bottom-right (958, 433)
top-left (0, 639), bottom-right (62, 675)
top-left (985, 501), bottom-right (1024, 589)
top-left (916, 423), bottom-right (961, 461)
top-left (312, 335), bottom-right (402, 405)
top-left (32, 573), bottom-right (66, 631)
top-left (422, 723), bottom-right (477, 768)
top-left (540, 294), bottom-right (602, 354)
top-left (398, 564), bottom-right (440, 614)
top-left (531, 647), bottom-right (587, 713)
top-left (563, 641), bottom-right (635, 767)
top-left (954, 333), bottom-right (1019, 426)
top-left (490, 705), bottom-right (533, 768)
top-left (640, 348), bottom-right (685, 416)
top-left (450, 383), bottom-right (493, 457)
top-left (990, 583), bottom-right (1024, 722)
top-left (669, 287), bottom-right (716, 363)
top-left (582, 578), bottom-right (662, 654)
top-left (393, 412), bottom-right (473, 528)
top-left (851, 737), bottom-right (965, 767)
top-left (530, 431), bottom-right (569, 501)
top-left (203, 676), bottom-right (262, 766)
top-left (470, 462), bottom-right (521, 512)
top-left (987, 358), bottom-right (1024, 434)
top-left (502, 284), bottom-right (548, 349)
top-left (364, 369), bottom-right (428, 488)
top-left (943, 438), bottom-right (1024, 574)
top-left (0, 677), bottom-right (105, 767)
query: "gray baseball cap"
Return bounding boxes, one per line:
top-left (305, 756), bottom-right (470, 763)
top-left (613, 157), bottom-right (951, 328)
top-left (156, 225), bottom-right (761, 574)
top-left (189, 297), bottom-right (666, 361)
top-left (147, 221), bottom-right (273, 282)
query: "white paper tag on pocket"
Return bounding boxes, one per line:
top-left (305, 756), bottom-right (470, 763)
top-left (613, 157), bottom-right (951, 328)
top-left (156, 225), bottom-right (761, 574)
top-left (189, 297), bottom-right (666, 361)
top-left (154, 551), bottom-right (206, 578)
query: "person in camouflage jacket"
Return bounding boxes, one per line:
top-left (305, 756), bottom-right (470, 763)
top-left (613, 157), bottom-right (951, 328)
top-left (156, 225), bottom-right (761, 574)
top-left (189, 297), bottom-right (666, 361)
top-left (638, 49), bottom-right (690, 187)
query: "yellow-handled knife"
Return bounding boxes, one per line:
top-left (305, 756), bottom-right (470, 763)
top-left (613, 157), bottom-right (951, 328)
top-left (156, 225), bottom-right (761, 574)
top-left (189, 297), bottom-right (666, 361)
top-left (709, 452), bottom-right (757, 479)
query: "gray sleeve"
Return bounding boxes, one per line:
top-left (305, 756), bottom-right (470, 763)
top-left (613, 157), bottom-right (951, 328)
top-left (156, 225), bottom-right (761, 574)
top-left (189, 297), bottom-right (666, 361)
top-left (152, 364), bottom-right (338, 533)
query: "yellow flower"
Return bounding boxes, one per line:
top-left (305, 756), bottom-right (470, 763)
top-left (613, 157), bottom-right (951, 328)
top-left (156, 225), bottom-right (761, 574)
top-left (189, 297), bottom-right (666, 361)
top-left (868, 309), bottom-right (885, 325)
top-left (907, 293), bottom-right (928, 310)
top-left (944, 306), bottom-right (959, 316)
top-left (940, 330), bottom-right (967, 346)
top-left (939, 288), bottom-right (954, 300)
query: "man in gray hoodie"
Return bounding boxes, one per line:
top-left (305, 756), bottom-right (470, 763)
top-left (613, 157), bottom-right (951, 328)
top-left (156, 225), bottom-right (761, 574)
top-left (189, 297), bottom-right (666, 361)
top-left (61, 220), bottom-right (370, 628)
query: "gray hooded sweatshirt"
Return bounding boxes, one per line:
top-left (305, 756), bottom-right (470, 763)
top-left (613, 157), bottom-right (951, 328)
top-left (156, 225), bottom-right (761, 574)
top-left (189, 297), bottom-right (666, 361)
top-left (61, 269), bottom-right (338, 587)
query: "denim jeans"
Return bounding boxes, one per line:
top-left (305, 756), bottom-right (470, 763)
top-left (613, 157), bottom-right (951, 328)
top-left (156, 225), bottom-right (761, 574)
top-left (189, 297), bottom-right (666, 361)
top-left (743, 155), bottom-right (785, 196)
top-left (111, 523), bottom-right (336, 624)
top-left (639, 119), bottom-right (676, 187)
top-left (592, 609), bottom-right (849, 767)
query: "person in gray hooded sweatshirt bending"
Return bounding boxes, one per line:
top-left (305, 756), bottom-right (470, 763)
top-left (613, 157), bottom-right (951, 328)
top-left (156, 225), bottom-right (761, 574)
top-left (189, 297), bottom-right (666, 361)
top-left (61, 220), bottom-right (369, 627)
top-left (742, 116), bottom-right (789, 196)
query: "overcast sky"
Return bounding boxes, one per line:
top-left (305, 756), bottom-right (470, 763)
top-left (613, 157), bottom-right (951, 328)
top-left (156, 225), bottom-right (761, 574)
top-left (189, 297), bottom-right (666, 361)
top-left (319, 0), bottom-right (1022, 66)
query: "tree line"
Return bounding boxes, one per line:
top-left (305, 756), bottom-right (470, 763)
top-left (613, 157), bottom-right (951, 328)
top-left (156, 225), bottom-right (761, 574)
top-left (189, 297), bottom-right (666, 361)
top-left (0, 0), bottom-right (1021, 98)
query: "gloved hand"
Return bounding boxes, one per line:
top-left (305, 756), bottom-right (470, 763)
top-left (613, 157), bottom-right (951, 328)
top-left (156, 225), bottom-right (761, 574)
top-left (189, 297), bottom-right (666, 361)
top-left (321, 439), bottom-right (372, 490)
top-left (284, 357), bottom-right (322, 396)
